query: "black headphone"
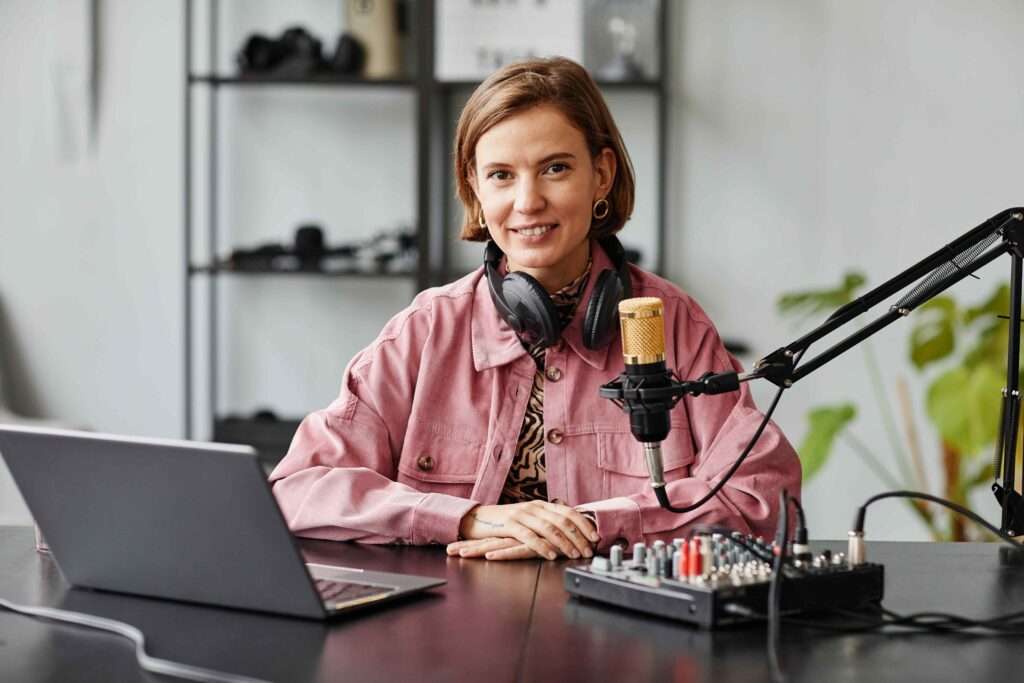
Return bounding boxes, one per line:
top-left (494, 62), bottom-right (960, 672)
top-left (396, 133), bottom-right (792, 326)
top-left (484, 236), bottom-right (633, 350)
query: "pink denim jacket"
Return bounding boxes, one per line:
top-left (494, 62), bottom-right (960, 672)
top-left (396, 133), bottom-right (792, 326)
top-left (270, 241), bottom-right (801, 551)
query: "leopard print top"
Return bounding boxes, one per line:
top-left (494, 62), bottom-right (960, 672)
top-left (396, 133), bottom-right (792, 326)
top-left (499, 259), bottom-right (592, 503)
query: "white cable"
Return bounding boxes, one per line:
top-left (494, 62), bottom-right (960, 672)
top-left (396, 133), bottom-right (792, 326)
top-left (0, 597), bottom-right (272, 683)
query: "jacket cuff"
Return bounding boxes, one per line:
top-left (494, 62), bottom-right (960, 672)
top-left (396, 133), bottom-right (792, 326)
top-left (411, 493), bottom-right (479, 545)
top-left (577, 497), bottom-right (643, 553)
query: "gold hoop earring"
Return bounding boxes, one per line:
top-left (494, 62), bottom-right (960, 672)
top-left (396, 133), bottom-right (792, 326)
top-left (592, 198), bottom-right (610, 221)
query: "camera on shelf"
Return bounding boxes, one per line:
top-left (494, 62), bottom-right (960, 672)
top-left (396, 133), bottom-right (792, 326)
top-left (236, 26), bottom-right (366, 78)
top-left (225, 224), bottom-right (417, 275)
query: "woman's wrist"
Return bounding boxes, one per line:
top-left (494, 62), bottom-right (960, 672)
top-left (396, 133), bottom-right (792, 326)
top-left (459, 504), bottom-right (505, 540)
top-left (458, 505), bottom-right (479, 540)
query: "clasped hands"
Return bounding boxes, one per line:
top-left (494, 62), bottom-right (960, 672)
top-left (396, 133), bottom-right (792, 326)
top-left (446, 500), bottom-right (598, 561)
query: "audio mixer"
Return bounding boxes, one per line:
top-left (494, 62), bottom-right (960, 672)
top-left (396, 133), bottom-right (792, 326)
top-left (564, 533), bottom-right (884, 629)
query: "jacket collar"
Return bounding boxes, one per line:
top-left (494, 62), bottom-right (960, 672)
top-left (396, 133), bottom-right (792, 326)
top-left (471, 240), bottom-right (617, 372)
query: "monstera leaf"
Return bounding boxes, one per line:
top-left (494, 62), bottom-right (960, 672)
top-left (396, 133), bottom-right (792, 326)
top-left (777, 272), bottom-right (866, 320)
top-left (798, 403), bottom-right (857, 479)
top-left (963, 319), bottom-right (1011, 370)
top-left (964, 283), bottom-right (1010, 325)
top-left (962, 285), bottom-right (1012, 370)
top-left (925, 364), bottom-right (1004, 457)
top-left (909, 297), bottom-right (957, 370)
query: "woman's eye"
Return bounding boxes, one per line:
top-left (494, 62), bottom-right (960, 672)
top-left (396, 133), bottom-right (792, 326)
top-left (488, 170), bottom-right (511, 181)
top-left (546, 163), bottom-right (569, 175)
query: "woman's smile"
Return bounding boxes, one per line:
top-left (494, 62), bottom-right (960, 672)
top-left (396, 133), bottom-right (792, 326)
top-left (509, 223), bottom-right (558, 239)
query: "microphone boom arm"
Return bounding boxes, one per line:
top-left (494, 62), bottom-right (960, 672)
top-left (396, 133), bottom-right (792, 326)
top-left (602, 208), bottom-right (1024, 533)
top-left (758, 238), bottom-right (1013, 388)
top-left (754, 208), bottom-right (1024, 389)
top-left (737, 209), bottom-right (1024, 535)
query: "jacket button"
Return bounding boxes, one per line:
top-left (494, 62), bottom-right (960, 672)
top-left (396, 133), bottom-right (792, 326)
top-left (546, 428), bottom-right (564, 445)
top-left (416, 455), bottom-right (435, 472)
top-left (545, 366), bottom-right (562, 382)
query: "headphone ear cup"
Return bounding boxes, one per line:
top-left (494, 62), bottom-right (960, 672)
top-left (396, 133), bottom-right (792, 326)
top-left (485, 256), bottom-right (523, 333)
top-left (502, 272), bottom-right (562, 347)
top-left (582, 269), bottom-right (625, 350)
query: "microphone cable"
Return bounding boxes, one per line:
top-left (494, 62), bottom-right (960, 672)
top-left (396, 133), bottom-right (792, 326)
top-left (767, 490), bottom-right (791, 683)
top-left (654, 348), bottom-right (807, 515)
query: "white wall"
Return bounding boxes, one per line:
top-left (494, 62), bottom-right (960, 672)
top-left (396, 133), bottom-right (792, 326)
top-left (0, 1), bottom-right (184, 523)
top-left (670, 0), bottom-right (1024, 540)
top-left (2, 1), bottom-right (1022, 537)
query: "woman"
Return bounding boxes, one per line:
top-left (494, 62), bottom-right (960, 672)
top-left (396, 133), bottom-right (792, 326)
top-left (269, 57), bottom-right (800, 561)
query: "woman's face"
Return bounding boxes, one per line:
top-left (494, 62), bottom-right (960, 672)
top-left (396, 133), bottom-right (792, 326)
top-left (471, 105), bottom-right (616, 292)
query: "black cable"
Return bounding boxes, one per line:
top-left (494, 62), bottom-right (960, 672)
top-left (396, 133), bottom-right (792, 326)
top-left (852, 490), bottom-right (1021, 548)
top-left (788, 496), bottom-right (806, 534)
top-left (784, 607), bottom-right (1024, 636)
top-left (768, 490), bottom-right (789, 683)
top-left (764, 490), bottom-right (1024, 639)
top-left (655, 383), bottom-right (783, 513)
top-left (655, 349), bottom-right (807, 515)
top-left (788, 495), bottom-right (808, 546)
top-left (740, 605), bottom-right (1024, 636)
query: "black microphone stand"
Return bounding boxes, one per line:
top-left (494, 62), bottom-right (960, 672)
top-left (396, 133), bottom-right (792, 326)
top-left (603, 208), bottom-right (1024, 534)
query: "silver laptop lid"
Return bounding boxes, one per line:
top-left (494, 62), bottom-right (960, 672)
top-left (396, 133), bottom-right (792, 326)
top-left (0, 425), bottom-right (327, 619)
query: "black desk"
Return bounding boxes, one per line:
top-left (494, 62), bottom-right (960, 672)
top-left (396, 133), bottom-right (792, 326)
top-left (1, 526), bottom-right (1021, 682)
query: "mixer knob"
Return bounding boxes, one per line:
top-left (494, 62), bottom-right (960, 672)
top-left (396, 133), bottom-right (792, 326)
top-left (609, 544), bottom-right (624, 569)
top-left (632, 543), bottom-right (647, 566)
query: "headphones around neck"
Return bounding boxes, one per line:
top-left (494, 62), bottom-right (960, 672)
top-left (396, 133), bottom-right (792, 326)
top-left (484, 236), bottom-right (633, 350)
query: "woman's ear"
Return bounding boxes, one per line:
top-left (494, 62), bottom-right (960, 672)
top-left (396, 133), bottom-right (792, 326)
top-left (594, 147), bottom-right (617, 196)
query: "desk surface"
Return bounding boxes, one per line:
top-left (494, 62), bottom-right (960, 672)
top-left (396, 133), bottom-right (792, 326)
top-left (1, 526), bottom-right (1022, 682)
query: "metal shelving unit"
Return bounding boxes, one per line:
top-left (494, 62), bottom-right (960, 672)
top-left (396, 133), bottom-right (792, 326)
top-left (183, 0), bottom-right (670, 460)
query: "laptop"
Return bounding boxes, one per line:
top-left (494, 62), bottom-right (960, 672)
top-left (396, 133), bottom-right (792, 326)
top-left (0, 424), bottom-right (445, 620)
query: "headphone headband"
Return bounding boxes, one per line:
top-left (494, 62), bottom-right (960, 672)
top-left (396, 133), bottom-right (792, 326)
top-left (483, 236), bottom-right (632, 349)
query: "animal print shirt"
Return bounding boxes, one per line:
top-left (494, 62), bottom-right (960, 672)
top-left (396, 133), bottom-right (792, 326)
top-left (499, 259), bottom-right (593, 503)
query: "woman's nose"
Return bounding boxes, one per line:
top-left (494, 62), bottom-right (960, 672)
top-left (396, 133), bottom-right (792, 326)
top-left (513, 179), bottom-right (545, 214)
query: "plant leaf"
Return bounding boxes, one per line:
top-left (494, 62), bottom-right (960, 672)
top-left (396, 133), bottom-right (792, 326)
top-left (798, 404), bottom-right (857, 480)
top-left (925, 364), bottom-right (1004, 457)
top-left (777, 272), bottom-right (866, 318)
top-left (964, 283), bottom-right (1010, 326)
top-left (909, 296), bottom-right (957, 370)
top-left (963, 320), bottom-right (1009, 369)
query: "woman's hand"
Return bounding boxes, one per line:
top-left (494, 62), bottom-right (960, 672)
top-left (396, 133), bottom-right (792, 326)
top-left (454, 501), bottom-right (598, 560)
top-left (446, 537), bottom-right (539, 560)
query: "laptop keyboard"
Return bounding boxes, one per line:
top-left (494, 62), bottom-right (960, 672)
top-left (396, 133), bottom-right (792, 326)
top-left (314, 578), bottom-right (397, 609)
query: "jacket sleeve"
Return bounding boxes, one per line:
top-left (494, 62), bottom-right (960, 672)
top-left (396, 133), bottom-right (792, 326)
top-left (268, 318), bottom-right (478, 546)
top-left (578, 305), bottom-right (802, 551)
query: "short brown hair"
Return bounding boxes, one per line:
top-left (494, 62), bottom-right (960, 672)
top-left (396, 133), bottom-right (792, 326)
top-left (453, 57), bottom-right (636, 242)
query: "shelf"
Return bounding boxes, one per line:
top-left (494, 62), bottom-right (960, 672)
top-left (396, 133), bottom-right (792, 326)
top-left (189, 73), bottom-right (417, 88)
top-left (214, 414), bottom-right (302, 466)
top-left (189, 264), bottom-right (418, 279)
top-left (184, 0), bottom-right (670, 440)
top-left (189, 74), bottom-right (662, 92)
top-left (433, 79), bottom-right (663, 92)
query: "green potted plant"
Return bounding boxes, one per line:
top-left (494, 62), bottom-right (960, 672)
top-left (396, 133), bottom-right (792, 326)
top-left (778, 274), bottom-right (1013, 540)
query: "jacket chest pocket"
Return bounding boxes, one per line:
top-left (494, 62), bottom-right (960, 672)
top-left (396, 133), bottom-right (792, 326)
top-left (595, 423), bottom-right (695, 499)
top-left (396, 419), bottom-right (483, 498)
